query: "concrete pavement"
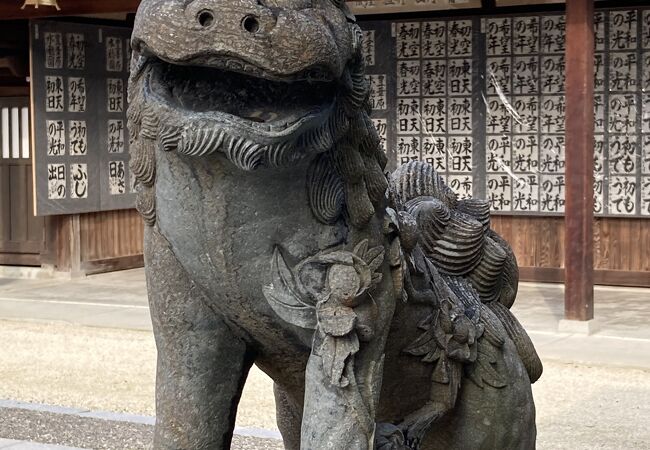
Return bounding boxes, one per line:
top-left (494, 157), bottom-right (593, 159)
top-left (0, 269), bottom-right (150, 331)
top-left (1, 268), bottom-right (649, 368)
top-left (513, 282), bottom-right (650, 370)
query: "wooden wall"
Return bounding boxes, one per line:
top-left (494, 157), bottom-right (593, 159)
top-left (49, 209), bottom-right (144, 275)
top-left (79, 209), bottom-right (144, 274)
top-left (492, 216), bottom-right (650, 287)
top-left (0, 161), bottom-right (43, 265)
top-left (32, 204), bottom-right (650, 284)
top-left (0, 96), bottom-right (44, 266)
top-left (80, 209), bottom-right (143, 261)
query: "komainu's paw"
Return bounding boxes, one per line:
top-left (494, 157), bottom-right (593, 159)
top-left (375, 423), bottom-right (410, 450)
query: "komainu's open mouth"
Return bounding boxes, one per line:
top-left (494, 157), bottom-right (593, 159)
top-left (147, 57), bottom-right (339, 134)
top-left (134, 53), bottom-right (354, 170)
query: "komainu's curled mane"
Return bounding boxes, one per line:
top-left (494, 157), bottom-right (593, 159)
top-left (127, 0), bottom-right (541, 448)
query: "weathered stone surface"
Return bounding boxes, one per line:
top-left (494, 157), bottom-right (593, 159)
top-left (128, 1), bottom-right (540, 448)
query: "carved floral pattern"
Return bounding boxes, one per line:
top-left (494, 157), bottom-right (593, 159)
top-left (263, 239), bottom-right (385, 386)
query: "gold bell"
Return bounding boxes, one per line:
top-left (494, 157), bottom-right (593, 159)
top-left (21, 0), bottom-right (61, 10)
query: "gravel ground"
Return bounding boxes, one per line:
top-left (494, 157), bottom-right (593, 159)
top-left (0, 408), bottom-right (282, 450)
top-left (1, 320), bottom-right (649, 449)
top-left (0, 320), bottom-right (276, 430)
top-left (532, 363), bottom-right (650, 449)
top-left (0, 321), bottom-right (156, 417)
top-left (0, 408), bottom-right (153, 449)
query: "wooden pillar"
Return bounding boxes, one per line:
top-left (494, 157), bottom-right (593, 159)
top-left (52, 214), bottom-right (83, 276)
top-left (564, 0), bottom-right (595, 321)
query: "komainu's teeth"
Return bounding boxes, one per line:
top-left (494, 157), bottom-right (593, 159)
top-left (242, 63), bottom-right (263, 76)
top-left (226, 59), bottom-right (244, 71)
top-left (270, 121), bottom-right (290, 131)
top-left (248, 111), bottom-right (279, 123)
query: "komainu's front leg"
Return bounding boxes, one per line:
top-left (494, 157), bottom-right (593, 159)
top-left (145, 226), bottom-right (253, 449)
top-left (262, 239), bottom-right (395, 449)
top-left (299, 244), bottom-right (395, 450)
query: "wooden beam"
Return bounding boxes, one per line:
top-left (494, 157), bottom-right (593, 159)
top-left (348, 0), bottom-right (481, 15)
top-left (496, 0), bottom-right (562, 6)
top-left (81, 254), bottom-right (144, 275)
top-left (564, 0), bottom-right (594, 321)
top-left (0, 252), bottom-right (41, 266)
top-left (0, 56), bottom-right (28, 78)
top-left (0, 0), bottom-right (140, 20)
top-left (0, 86), bottom-right (30, 97)
top-left (482, 0), bottom-right (497, 9)
top-left (519, 267), bottom-right (650, 289)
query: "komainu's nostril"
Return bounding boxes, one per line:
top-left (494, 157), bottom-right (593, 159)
top-left (197, 10), bottom-right (215, 27)
top-left (242, 15), bottom-right (260, 33)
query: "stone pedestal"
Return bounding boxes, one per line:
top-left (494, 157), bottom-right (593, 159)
top-left (558, 319), bottom-right (600, 335)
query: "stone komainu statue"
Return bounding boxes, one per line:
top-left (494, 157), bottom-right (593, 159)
top-left (127, 0), bottom-right (542, 448)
